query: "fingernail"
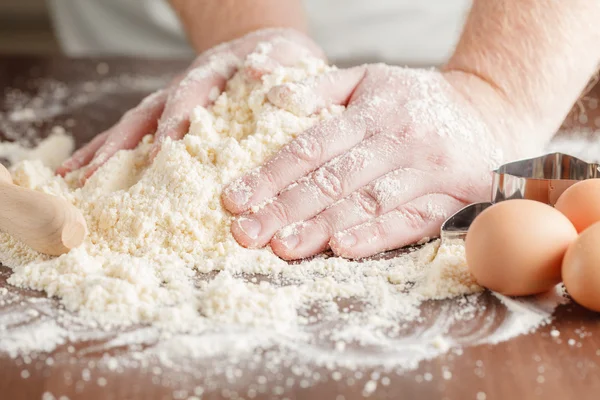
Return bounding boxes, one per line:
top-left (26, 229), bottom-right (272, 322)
top-left (226, 189), bottom-right (250, 208)
top-left (336, 232), bottom-right (357, 248)
top-left (225, 180), bottom-right (253, 208)
top-left (238, 217), bottom-right (262, 240)
top-left (280, 234), bottom-right (299, 250)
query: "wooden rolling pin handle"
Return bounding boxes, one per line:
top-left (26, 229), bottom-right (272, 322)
top-left (0, 165), bottom-right (13, 185)
top-left (0, 164), bottom-right (87, 256)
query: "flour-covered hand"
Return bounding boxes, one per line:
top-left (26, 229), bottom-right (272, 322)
top-left (56, 28), bottom-right (325, 182)
top-left (223, 64), bottom-right (535, 259)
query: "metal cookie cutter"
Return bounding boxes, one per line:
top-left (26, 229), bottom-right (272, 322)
top-left (440, 152), bottom-right (600, 242)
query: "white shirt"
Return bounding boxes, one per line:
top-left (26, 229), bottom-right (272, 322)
top-left (47, 0), bottom-right (471, 65)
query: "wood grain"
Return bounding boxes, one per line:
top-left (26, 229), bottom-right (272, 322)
top-left (0, 56), bottom-right (600, 400)
top-left (0, 164), bottom-right (87, 255)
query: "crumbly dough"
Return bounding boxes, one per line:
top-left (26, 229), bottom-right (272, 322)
top-left (0, 47), bottom-right (480, 353)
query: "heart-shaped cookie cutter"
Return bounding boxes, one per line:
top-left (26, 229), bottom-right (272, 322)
top-left (440, 152), bottom-right (600, 242)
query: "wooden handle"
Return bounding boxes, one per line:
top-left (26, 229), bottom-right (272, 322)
top-left (0, 164), bottom-right (87, 256)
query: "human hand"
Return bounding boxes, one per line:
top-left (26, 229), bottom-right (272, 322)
top-left (56, 28), bottom-right (325, 182)
top-left (222, 64), bottom-right (538, 259)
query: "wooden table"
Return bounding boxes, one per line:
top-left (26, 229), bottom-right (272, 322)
top-left (1, 56), bottom-right (600, 400)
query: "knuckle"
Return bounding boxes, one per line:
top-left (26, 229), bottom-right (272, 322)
top-left (124, 106), bottom-right (153, 123)
top-left (267, 200), bottom-right (292, 225)
top-left (377, 131), bottom-right (406, 150)
top-left (287, 134), bottom-right (323, 164)
top-left (120, 108), bottom-right (140, 122)
top-left (426, 151), bottom-right (451, 168)
top-left (373, 221), bottom-right (391, 242)
top-left (260, 166), bottom-right (282, 193)
top-left (312, 211), bottom-right (339, 236)
top-left (369, 170), bottom-right (408, 209)
top-left (353, 189), bottom-right (382, 218)
top-left (269, 83), bottom-right (317, 116)
top-left (398, 205), bottom-right (429, 230)
top-left (311, 166), bottom-right (344, 201)
top-left (268, 84), bottom-right (294, 105)
top-left (312, 216), bottom-right (331, 237)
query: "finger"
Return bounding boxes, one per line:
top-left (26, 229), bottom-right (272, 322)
top-left (230, 129), bottom-right (413, 248)
top-left (150, 55), bottom-right (239, 159)
top-left (222, 67), bottom-right (368, 214)
top-left (222, 110), bottom-right (370, 214)
top-left (267, 66), bottom-right (366, 116)
top-left (79, 90), bottom-right (167, 182)
top-left (230, 28), bottom-right (327, 64)
top-left (244, 38), bottom-right (321, 80)
top-left (166, 71), bottom-right (187, 88)
top-left (270, 169), bottom-right (432, 260)
top-left (330, 194), bottom-right (465, 259)
top-left (61, 89), bottom-right (167, 177)
top-left (56, 131), bottom-right (109, 176)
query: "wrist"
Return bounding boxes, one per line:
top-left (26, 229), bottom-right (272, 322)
top-left (441, 68), bottom-right (543, 159)
top-left (445, 0), bottom-right (600, 148)
top-left (443, 48), bottom-right (544, 146)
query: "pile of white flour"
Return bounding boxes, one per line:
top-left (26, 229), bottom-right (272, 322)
top-left (0, 49), bottom-right (563, 377)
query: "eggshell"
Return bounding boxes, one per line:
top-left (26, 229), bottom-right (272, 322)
top-left (466, 199), bottom-right (577, 296)
top-left (562, 221), bottom-right (600, 311)
top-left (555, 179), bottom-right (600, 232)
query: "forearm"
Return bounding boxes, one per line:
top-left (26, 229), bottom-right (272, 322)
top-left (170, 0), bottom-right (308, 53)
top-left (445, 0), bottom-right (600, 139)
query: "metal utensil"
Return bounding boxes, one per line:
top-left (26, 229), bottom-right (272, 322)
top-left (440, 153), bottom-right (600, 242)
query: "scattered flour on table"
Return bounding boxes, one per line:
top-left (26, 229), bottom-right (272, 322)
top-left (0, 72), bottom-right (169, 143)
top-left (0, 50), bottom-right (566, 383)
top-left (0, 128), bottom-right (74, 170)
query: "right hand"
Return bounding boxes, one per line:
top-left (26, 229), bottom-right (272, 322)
top-left (56, 28), bottom-right (325, 182)
top-left (222, 65), bottom-right (538, 260)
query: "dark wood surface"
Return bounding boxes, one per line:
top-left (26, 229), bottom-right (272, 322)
top-left (1, 56), bottom-right (600, 400)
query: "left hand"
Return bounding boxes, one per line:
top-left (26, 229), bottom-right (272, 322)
top-left (222, 64), bottom-right (534, 259)
top-left (57, 28), bottom-right (324, 182)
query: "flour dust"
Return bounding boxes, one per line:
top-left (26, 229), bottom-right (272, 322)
top-left (0, 50), bottom-right (574, 397)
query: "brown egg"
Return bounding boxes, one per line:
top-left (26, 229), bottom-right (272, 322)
top-left (555, 179), bottom-right (600, 232)
top-left (466, 199), bottom-right (577, 296)
top-left (562, 221), bottom-right (600, 311)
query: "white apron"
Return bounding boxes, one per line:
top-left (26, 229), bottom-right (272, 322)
top-left (47, 0), bottom-right (471, 65)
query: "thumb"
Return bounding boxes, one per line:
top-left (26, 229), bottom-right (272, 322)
top-left (267, 66), bottom-right (367, 116)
